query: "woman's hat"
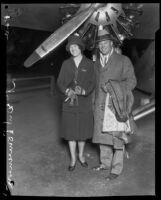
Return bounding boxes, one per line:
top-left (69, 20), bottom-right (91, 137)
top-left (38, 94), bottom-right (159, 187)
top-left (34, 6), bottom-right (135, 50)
top-left (66, 35), bottom-right (85, 52)
top-left (96, 29), bottom-right (117, 44)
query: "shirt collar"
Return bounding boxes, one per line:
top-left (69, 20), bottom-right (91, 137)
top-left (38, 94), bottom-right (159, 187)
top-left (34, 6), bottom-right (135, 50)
top-left (100, 48), bottom-right (113, 67)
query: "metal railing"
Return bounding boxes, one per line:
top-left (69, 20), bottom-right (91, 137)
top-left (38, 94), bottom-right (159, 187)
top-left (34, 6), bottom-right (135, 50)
top-left (7, 75), bottom-right (55, 95)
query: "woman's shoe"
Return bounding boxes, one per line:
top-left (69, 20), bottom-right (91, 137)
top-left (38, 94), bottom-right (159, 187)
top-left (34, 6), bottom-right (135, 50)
top-left (78, 159), bottom-right (88, 167)
top-left (68, 160), bottom-right (77, 171)
top-left (68, 164), bottom-right (76, 171)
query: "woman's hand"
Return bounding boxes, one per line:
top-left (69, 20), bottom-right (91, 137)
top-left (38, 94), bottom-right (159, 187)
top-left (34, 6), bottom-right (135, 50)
top-left (75, 86), bottom-right (82, 95)
top-left (75, 86), bottom-right (85, 95)
top-left (67, 88), bottom-right (76, 98)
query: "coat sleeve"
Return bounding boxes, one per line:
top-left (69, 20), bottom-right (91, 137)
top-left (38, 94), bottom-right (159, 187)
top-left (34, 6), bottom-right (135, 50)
top-left (84, 62), bottom-right (96, 96)
top-left (57, 61), bottom-right (69, 94)
top-left (121, 56), bottom-right (137, 91)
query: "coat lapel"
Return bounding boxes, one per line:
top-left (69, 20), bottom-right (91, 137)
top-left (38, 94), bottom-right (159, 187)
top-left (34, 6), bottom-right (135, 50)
top-left (101, 51), bottom-right (116, 72)
top-left (70, 56), bottom-right (87, 84)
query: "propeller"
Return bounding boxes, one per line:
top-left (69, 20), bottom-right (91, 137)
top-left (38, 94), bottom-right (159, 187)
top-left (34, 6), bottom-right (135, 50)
top-left (76, 3), bottom-right (142, 49)
top-left (24, 3), bottom-right (105, 67)
top-left (24, 3), bottom-right (142, 67)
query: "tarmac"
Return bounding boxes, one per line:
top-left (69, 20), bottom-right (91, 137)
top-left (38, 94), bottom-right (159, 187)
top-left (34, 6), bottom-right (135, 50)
top-left (7, 86), bottom-right (155, 196)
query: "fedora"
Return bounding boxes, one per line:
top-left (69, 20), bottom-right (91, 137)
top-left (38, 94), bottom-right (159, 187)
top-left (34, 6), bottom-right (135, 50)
top-left (66, 35), bottom-right (85, 52)
top-left (96, 29), bottom-right (117, 43)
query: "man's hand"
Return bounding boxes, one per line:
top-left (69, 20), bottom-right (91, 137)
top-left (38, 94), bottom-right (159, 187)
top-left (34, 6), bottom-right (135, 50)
top-left (101, 83), bottom-right (108, 93)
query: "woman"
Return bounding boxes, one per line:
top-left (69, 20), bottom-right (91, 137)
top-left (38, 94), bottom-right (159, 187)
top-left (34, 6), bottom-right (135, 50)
top-left (57, 34), bottom-right (95, 171)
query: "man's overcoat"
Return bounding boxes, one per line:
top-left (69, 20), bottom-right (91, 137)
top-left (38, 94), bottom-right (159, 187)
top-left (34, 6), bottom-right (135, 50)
top-left (92, 51), bottom-right (137, 147)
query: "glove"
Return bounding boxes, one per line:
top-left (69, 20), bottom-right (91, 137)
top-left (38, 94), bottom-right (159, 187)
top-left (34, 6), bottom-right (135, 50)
top-left (66, 88), bottom-right (76, 99)
top-left (75, 85), bottom-right (85, 95)
top-left (65, 88), bottom-right (78, 106)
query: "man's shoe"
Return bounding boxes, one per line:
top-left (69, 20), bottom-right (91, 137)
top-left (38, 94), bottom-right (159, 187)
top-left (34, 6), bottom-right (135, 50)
top-left (92, 165), bottom-right (110, 171)
top-left (105, 173), bottom-right (119, 181)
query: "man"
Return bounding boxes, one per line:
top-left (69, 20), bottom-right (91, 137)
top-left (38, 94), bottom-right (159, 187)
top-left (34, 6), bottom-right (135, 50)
top-left (92, 28), bottom-right (137, 181)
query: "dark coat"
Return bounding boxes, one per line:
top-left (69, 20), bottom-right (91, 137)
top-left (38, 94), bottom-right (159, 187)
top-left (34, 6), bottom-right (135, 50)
top-left (103, 79), bottom-right (134, 122)
top-left (92, 51), bottom-right (137, 147)
top-left (57, 55), bottom-right (95, 140)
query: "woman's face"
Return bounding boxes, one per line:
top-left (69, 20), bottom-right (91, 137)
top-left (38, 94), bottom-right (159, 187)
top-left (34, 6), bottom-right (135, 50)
top-left (69, 44), bottom-right (81, 57)
top-left (98, 40), bottom-right (113, 55)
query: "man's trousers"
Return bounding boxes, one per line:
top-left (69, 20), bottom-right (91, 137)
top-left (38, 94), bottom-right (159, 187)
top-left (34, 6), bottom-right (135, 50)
top-left (99, 144), bottom-right (124, 175)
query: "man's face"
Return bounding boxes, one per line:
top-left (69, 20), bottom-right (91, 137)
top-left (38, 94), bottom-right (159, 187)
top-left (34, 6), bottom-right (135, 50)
top-left (98, 40), bottom-right (113, 55)
top-left (69, 44), bottom-right (81, 57)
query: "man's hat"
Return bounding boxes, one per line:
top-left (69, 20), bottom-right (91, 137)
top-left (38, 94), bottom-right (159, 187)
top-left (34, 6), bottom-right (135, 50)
top-left (96, 28), bottom-right (117, 43)
top-left (66, 35), bottom-right (85, 52)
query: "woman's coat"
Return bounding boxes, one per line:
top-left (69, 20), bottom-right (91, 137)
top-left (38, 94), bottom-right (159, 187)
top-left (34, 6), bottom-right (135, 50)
top-left (57, 55), bottom-right (95, 140)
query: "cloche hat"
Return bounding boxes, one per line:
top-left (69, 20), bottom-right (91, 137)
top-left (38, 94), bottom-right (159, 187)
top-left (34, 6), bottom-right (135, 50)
top-left (66, 34), bottom-right (85, 52)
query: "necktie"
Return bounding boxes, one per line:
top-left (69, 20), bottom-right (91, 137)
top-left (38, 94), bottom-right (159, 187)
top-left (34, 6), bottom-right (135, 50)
top-left (104, 56), bottom-right (107, 66)
top-left (100, 55), bottom-right (108, 67)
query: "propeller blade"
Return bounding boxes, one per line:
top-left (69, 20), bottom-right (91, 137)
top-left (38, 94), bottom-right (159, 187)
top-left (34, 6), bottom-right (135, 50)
top-left (24, 4), bottom-right (102, 67)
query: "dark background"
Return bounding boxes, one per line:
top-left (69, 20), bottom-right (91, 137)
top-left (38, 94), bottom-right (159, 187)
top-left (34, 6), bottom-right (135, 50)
top-left (4, 25), bottom-right (154, 81)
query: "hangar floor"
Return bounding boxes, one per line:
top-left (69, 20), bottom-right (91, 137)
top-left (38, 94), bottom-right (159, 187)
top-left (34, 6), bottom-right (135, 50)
top-left (7, 86), bottom-right (155, 196)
